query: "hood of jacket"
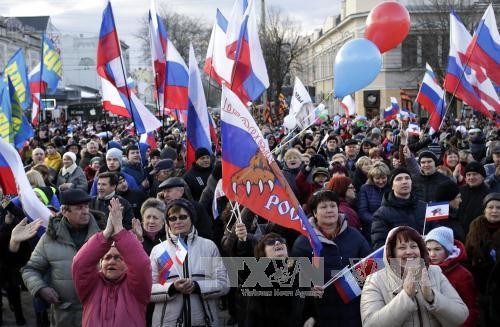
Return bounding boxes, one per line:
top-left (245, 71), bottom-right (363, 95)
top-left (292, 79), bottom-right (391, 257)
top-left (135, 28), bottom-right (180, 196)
top-left (382, 226), bottom-right (430, 278)
top-left (437, 240), bottom-right (467, 272)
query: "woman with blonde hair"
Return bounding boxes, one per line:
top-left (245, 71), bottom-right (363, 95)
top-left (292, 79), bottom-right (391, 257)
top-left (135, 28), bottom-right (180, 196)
top-left (357, 163), bottom-right (391, 243)
top-left (26, 170), bottom-right (46, 188)
top-left (352, 156), bottom-right (372, 191)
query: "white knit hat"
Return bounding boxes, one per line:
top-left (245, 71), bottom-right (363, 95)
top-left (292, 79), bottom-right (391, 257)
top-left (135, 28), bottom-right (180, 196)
top-left (425, 227), bottom-right (454, 254)
top-left (63, 152), bottom-right (77, 164)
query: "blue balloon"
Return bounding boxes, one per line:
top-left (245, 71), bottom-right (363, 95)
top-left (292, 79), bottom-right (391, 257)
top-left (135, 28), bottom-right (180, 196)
top-left (334, 39), bottom-right (382, 98)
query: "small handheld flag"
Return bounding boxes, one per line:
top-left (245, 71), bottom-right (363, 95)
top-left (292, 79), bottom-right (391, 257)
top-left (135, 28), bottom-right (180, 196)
top-left (157, 249), bottom-right (174, 285)
top-left (425, 202), bottom-right (449, 222)
top-left (333, 267), bottom-right (362, 304)
top-left (175, 237), bottom-right (188, 266)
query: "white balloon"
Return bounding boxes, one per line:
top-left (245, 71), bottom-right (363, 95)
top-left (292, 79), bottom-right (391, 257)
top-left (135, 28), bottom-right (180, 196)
top-left (283, 114), bottom-right (297, 130)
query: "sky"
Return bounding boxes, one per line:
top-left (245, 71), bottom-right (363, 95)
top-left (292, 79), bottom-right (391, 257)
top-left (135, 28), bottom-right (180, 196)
top-left (0, 0), bottom-right (340, 68)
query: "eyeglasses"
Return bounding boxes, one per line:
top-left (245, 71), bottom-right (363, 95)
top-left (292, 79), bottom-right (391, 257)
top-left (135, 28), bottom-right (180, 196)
top-left (263, 237), bottom-right (286, 246)
top-left (103, 254), bottom-right (122, 262)
top-left (167, 214), bottom-right (190, 222)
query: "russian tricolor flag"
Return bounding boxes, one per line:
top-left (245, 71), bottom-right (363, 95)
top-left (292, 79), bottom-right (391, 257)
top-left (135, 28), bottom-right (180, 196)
top-left (466, 4), bottom-right (500, 86)
top-left (384, 97), bottom-right (399, 121)
top-left (425, 202), bottom-right (449, 222)
top-left (165, 38), bottom-right (189, 111)
top-left (444, 12), bottom-right (498, 119)
top-left (157, 250), bottom-right (174, 285)
top-left (149, 0), bottom-right (167, 111)
top-left (221, 85), bottom-right (322, 258)
top-left (333, 267), bottom-right (362, 304)
top-left (97, 1), bottom-right (161, 133)
top-left (186, 44), bottom-right (213, 169)
top-left (416, 64), bottom-right (446, 135)
top-left (205, 9), bottom-right (234, 86)
top-left (225, 0), bottom-right (269, 104)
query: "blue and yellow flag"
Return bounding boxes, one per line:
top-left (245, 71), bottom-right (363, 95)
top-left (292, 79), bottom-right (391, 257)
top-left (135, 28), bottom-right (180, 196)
top-left (0, 76), bottom-right (13, 144)
top-left (3, 49), bottom-right (31, 111)
top-left (8, 76), bottom-right (33, 149)
top-left (29, 35), bottom-right (62, 95)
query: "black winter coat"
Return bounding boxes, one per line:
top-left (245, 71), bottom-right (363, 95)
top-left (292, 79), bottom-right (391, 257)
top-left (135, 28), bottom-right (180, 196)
top-left (89, 195), bottom-right (134, 230)
top-left (412, 171), bottom-right (452, 203)
top-left (459, 183), bottom-right (491, 235)
top-left (371, 191), bottom-right (436, 249)
top-left (183, 164), bottom-right (212, 201)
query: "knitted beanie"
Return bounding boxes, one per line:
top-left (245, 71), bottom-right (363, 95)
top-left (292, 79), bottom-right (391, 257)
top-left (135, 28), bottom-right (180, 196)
top-left (63, 152), bottom-right (77, 164)
top-left (106, 148), bottom-right (123, 165)
top-left (425, 227), bottom-right (454, 254)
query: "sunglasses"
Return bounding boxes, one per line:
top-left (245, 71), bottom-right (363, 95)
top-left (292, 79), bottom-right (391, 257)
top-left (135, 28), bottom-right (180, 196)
top-left (167, 214), bottom-right (190, 222)
top-left (263, 237), bottom-right (286, 246)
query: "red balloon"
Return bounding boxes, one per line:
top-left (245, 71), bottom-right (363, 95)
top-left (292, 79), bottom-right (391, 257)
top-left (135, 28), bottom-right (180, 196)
top-left (365, 1), bottom-right (410, 53)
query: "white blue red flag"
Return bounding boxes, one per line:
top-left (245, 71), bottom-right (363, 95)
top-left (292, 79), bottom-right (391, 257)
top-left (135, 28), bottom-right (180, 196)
top-left (225, 0), bottom-right (269, 104)
top-left (157, 249), bottom-right (174, 285)
top-left (186, 44), bottom-right (213, 170)
top-left (205, 9), bottom-right (234, 85)
top-left (220, 85), bottom-right (322, 258)
top-left (466, 4), bottom-right (500, 85)
top-left (333, 267), bottom-right (362, 304)
top-left (97, 1), bottom-right (161, 133)
top-left (0, 137), bottom-right (52, 226)
top-left (384, 97), bottom-right (400, 121)
top-left (425, 202), bottom-right (449, 221)
top-left (444, 11), bottom-right (499, 119)
top-left (140, 132), bottom-right (157, 150)
top-left (148, 0), bottom-right (167, 111)
top-left (165, 38), bottom-right (189, 111)
top-left (416, 64), bottom-right (446, 135)
top-left (407, 122), bottom-right (421, 136)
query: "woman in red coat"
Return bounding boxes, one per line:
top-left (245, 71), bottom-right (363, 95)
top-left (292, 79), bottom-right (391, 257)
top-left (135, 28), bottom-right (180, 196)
top-left (326, 175), bottom-right (362, 231)
top-left (426, 226), bottom-right (480, 327)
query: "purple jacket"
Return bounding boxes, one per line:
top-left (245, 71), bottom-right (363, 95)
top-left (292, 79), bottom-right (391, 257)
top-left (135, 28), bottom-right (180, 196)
top-left (72, 230), bottom-right (151, 327)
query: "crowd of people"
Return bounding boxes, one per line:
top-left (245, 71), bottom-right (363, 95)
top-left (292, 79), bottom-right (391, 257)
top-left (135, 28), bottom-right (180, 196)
top-left (0, 114), bottom-right (499, 327)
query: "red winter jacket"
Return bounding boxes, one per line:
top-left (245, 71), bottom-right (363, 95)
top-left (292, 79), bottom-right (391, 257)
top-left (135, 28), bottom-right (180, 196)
top-left (72, 230), bottom-right (152, 327)
top-left (435, 240), bottom-right (480, 327)
top-left (338, 199), bottom-right (362, 231)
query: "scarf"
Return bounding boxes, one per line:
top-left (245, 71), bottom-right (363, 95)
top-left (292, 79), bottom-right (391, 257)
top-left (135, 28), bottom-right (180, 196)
top-left (61, 163), bottom-right (77, 178)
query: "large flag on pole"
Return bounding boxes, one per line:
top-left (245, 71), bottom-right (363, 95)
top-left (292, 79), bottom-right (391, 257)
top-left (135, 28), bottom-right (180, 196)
top-left (220, 85), bottom-right (322, 257)
top-left (97, 0), bottom-right (161, 133)
top-left (466, 4), bottom-right (500, 85)
top-left (3, 49), bottom-right (31, 111)
top-left (8, 77), bottom-right (33, 149)
top-left (0, 138), bottom-right (52, 225)
top-left (444, 12), bottom-right (499, 118)
top-left (384, 97), bottom-right (399, 121)
top-left (205, 9), bottom-right (234, 86)
top-left (148, 0), bottom-right (167, 112)
top-left (165, 38), bottom-right (189, 111)
top-left (416, 64), bottom-right (446, 135)
top-left (225, 0), bottom-right (269, 104)
top-left (28, 36), bottom-right (62, 126)
top-left (186, 44), bottom-right (213, 170)
top-left (289, 77), bottom-right (312, 115)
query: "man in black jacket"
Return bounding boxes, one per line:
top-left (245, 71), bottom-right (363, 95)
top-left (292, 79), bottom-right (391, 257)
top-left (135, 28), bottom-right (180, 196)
top-left (183, 147), bottom-right (213, 201)
top-left (412, 151), bottom-right (451, 202)
top-left (371, 167), bottom-right (436, 249)
top-left (116, 173), bottom-right (146, 219)
top-left (90, 172), bottom-right (134, 229)
top-left (459, 161), bottom-right (491, 234)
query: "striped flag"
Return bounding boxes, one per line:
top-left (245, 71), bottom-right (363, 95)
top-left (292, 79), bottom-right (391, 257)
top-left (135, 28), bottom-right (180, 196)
top-left (175, 237), bottom-right (188, 265)
top-left (157, 249), bottom-right (174, 285)
top-left (333, 267), bottom-right (362, 304)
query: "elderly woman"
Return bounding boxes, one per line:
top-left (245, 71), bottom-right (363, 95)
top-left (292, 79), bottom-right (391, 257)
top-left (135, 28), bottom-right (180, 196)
top-left (282, 148), bottom-right (304, 199)
top-left (72, 198), bottom-right (152, 326)
top-left (361, 226), bottom-right (469, 327)
top-left (357, 163), bottom-right (391, 243)
top-left (292, 190), bottom-right (370, 326)
top-left (465, 193), bottom-right (500, 326)
top-left (137, 198), bottom-right (167, 255)
top-left (245, 233), bottom-right (322, 327)
top-left (56, 152), bottom-right (87, 192)
top-left (149, 198), bottom-right (229, 326)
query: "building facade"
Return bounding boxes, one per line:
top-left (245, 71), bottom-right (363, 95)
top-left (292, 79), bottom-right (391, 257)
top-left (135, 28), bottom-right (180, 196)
top-left (295, 0), bottom-right (498, 118)
top-left (60, 34), bottom-right (130, 90)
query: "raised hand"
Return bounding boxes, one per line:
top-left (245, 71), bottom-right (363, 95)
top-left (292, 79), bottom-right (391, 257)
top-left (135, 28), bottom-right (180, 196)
top-left (234, 223), bottom-right (247, 242)
top-left (11, 218), bottom-right (43, 243)
top-left (420, 267), bottom-right (434, 303)
top-left (403, 267), bottom-right (417, 298)
top-left (108, 197), bottom-right (124, 236)
top-left (131, 218), bottom-right (143, 242)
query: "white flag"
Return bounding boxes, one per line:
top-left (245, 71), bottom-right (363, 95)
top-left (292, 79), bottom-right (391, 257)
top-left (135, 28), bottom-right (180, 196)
top-left (290, 77), bottom-right (312, 115)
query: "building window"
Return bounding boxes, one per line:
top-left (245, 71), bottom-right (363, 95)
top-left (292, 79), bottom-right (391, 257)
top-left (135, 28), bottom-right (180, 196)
top-left (421, 35), bottom-right (439, 67)
top-left (79, 57), bottom-right (94, 66)
top-left (402, 35), bottom-right (418, 68)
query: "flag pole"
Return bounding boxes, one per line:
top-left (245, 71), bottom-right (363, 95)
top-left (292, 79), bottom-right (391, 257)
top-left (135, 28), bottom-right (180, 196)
top-left (39, 34), bottom-right (44, 124)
